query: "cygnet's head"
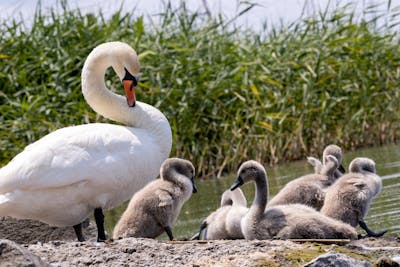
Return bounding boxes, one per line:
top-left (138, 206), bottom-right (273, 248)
top-left (161, 158), bottom-right (197, 193)
top-left (323, 144), bottom-right (345, 173)
top-left (349, 157), bottom-right (376, 174)
top-left (230, 160), bottom-right (266, 191)
top-left (220, 188), bottom-right (247, 207)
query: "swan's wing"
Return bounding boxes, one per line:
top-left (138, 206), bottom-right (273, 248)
top-left (0, 123), bottom-right (159, 193)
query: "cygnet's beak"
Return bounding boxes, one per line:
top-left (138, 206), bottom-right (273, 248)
top-left (338, 164), bottom-right (346, 173)
top-left (230, 176), bottom-right (244, 191)
top-left (122, 67), bottom-right (138, 107)
top-left (191, 177), bottom-right (198, 193)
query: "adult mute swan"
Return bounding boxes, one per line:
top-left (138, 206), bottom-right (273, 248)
top-left (0, 42), bottom-right (172, 242)
top-left (231, 160), bottom-right (358, 240)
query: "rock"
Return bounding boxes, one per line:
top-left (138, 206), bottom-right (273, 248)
top-left (374, 256), bottom-right (400, 267)
top-left (0, 239), bottom-right (48, 267)
top-left (303, 251), bottom-right (371, 267)
top-left (393, 256), bottom-right (400, 264)
top-left (0, 217), bottom-right (98, 244)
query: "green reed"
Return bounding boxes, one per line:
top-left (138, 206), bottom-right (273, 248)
top-left (1, 1), bottom-right (399, 178)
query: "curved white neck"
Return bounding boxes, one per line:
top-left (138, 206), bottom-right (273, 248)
top-left (81, 46), bottom-right (172, 156)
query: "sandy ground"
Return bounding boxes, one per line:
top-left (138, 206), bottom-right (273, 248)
top-left (1, 217), bottom-right (400, 266)
top-left (25, 237), bottom-right (400, 266)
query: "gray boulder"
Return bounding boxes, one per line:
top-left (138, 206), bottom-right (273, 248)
top-left (303, 251), bottom-right (371, 267)
top-left (0, 239), bottom-right (48, 267)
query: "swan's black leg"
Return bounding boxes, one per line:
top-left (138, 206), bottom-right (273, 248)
top-left (73, 223), bottom-right (85, 242)
top-left (164, 226), bottom-right (174, 241)
top-left (94, 208), bottom-right (107, 242)
top-left (359, 220), bottom-right (387, 237)
top-left (82, 217), bottom-right (90, 228)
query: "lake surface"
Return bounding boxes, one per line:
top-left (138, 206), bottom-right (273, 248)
top-left (105, 144), bottom-right (400, 240)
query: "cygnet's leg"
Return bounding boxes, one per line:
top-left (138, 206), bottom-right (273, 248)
top-left (359, 220), bottom-right (387, 237)
top-left (94, 208), bottom-right (107, 242)
top-left (73, 223), bottom-right (85, 242)
top-left (164, 226), bottom-right (174, 241)
top-left (190, 221), bottom-right (207, 240)
top-left (190, 232), bottom-right (200, 240)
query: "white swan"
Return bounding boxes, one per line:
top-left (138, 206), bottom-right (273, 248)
top-left (0, 42), bottom-right (172, 242)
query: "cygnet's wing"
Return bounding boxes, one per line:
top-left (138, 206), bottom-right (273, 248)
top-left (307, 156), bottom-right (323, 174)
top-left (157, 189), bottom-right (174, 207)
top-left (345, 178), bottom-right (367, 189)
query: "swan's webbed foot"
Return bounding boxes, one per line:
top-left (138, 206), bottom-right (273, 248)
top-left (359, 220), bottom-right (387, 238)
top-left (164, 226), bottom-right (174, 241)
top-left (73, 223), bottom-right (86, 242)
top-left (94, 207), bottom-right (107, 242)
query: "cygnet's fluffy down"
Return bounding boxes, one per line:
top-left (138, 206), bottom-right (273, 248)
top-left (267, 155), bottom-right (339, 210)
top-left (231, 160), bottom-right (358, 240)
top-left (307, 144), bottom-right (345, 180)
top-left (113, 158), bottom-right (197, 240)
top-left (261, 204), bottom-right (358, 240)
top-left (195, 188), bottom-right (248, 240)
top-left (321, 157), bottom-right (386, 237)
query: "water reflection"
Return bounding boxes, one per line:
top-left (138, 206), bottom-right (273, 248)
top-left (105, 144), bottom-right (400, 239)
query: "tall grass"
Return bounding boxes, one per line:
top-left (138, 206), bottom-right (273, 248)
top-left (1, 1), bottom-right (400, 178)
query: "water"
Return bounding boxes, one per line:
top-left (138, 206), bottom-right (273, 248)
top-left (105, 144), bottom-right (400, 240)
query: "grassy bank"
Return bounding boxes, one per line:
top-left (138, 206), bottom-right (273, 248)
top-left (1, 2), bottom-right (400, 177)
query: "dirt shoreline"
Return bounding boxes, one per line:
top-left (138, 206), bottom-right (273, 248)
top-left (1, 217), bottom-right (400, 266)
top-left (23, 236), bottom-right (400, 266)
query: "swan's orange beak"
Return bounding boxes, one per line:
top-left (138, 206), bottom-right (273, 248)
top-left (123, 80), bottom-right (136, 107)
top-left (122, 67), bottom-right (138, 107)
